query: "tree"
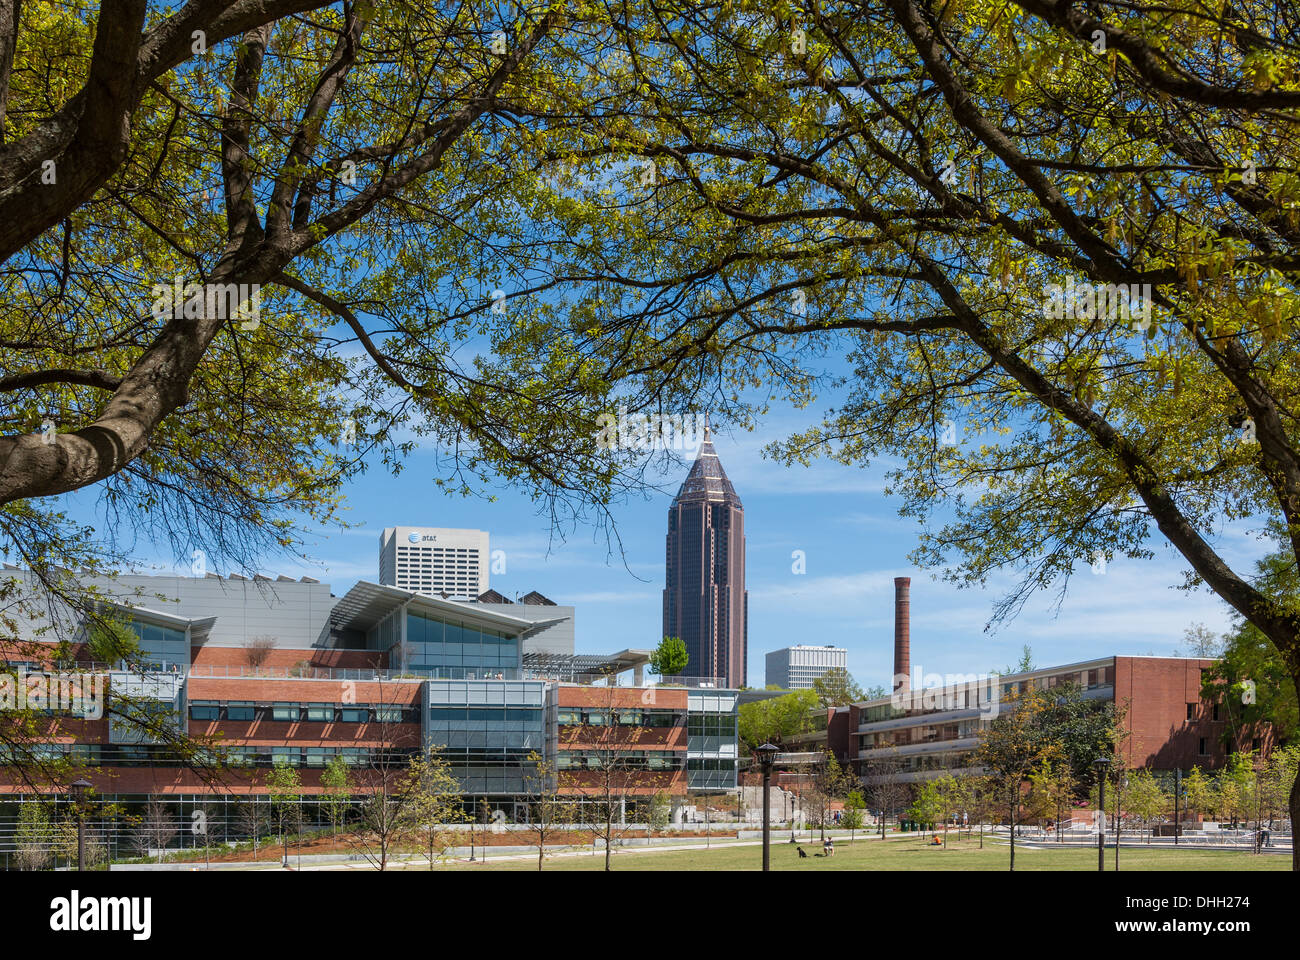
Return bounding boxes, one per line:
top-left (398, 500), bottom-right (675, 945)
top-left (907, 779), bottom-right (947, 840)
top-left (243, 637), bottom-right (278, 670)
top-left (811, 667), bottom-right (865, 707)
top-left (862, 749), bottom-right (909, 839)
top-left (646, 790), bottom-right (673, 832)
top-left (648, 636), bottom-right (689, 677)
top-left (842, 789), bottom-right (866, 843)
top-left (132, 798), bottom-right (177, 863)
top-left (402, 745), bottom-right (464, 870)
top-left (1180, 623), bottom-right (1225, 659)
top-left (1203, 551), bottom-right (1300, 747)
top-left (0, 1), bottom-right (668, 799)
top-left (1027, 761), bottom-right (1075, 839)
top-left (738, 688), bottom-right (820, 751)
top-left (521, 750), bottom-right (570, 872)
top-left (997, 646), bottom-right (1037, 678)
top-left (266, 760), bottom-right (302, 866)
top-left (487, 0), bottom-right (1300, 869)
top-left (15, 799), bottom-right (52, 870)
top-left (1181, 766), bottom-right (1218, 824)
top-left (559, 682), bottom-right (665, 871)
top-left (971, 686), bottom-right (1062, 871)
top-left (320, 754), bottom-right (353, 838)
top-left (85, 617), bottom-right (140, 665)
top-left (238, 798), bottom-right (269, 860)
top-left (1123, 770), bottom-right (1168, 844)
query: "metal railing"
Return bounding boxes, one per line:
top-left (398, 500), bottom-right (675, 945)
top-left (185, 664), bottom-right (424, 682)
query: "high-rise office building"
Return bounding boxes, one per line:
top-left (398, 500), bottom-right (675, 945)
top-left (379, 526), bottom-right (490, 599)
top-left (662, 423), bottom-right (747, 688)
top-left (765, 645), bottom-right (848, 690)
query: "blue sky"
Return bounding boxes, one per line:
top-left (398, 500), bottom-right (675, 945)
top-left (34, 381), bottom-right (1265, 689)
top-left (58, 406), bottom-right (1263, 692)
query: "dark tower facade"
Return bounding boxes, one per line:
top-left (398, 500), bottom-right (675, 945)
top-left (663, 425), bottom-right (747, 688)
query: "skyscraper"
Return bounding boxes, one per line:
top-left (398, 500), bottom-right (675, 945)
top-left (378, 526), bottom-right (490, 599)
top-left (662, 422), bottom-right (747, 688)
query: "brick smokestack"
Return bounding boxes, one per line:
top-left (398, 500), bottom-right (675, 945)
top-left (893, 577), bottom-right (911, 692)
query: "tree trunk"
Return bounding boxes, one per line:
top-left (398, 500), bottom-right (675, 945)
top-left (1291, 674), bottom-right (1300, 871)
top-left (1008, 794), bottom-right (1016, 872)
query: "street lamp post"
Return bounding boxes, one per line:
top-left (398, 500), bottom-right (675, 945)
top-left (756, 743), bottom-right (779, 872)
top-left (68, 779), bottom-right (92, 872)
top-left (1093, 758), bottom-right (1110, 873)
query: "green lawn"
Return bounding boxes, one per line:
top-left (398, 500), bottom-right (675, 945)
top-left (415, 835), bottom-right (1292, 871)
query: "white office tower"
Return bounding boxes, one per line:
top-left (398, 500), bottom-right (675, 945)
top-left (379, 527), bottom-right (490, 599)
top-left (765, 644), bottom-right (848, 690)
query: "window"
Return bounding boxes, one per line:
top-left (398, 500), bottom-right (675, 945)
top-left (1198, 737), bottom-right (1208, 756)
top-left (306, 705), bottom-right (334, 722)
top-left (271, 703), bottom-right (299, 722)
top-left (1187, 703), bottom-right (1195, 721)
top-left (189, 703), bottom-right (219, 721)
top-left (1212, 703), bottom-right (1220, 721)
top-left (375, 706), bottom-right (403, 723)
top-left (226, 703), bottom-right (256, 721)
top-left (340, 707), bottom-right (368, 723)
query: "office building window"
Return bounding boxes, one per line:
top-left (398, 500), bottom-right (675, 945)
top-left (1186, 703), bottom-right (1195, 721)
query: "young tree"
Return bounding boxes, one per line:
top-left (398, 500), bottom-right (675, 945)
top-left (521, 751), bottom-right (570, 872)
top-left (842, 790), bottom-right (867, 845)
top-left (1182, 766), bottom-right (1219, 825)
top-left (402, 745), bottom-right (464, 870)
top-left (559, 683), bottom-right (664, 872)
top-left (863, 750), bottom-right (910, 839)
top-left (1123, 770), bottom-right (1169, 844)
top-left (237, 798), bottom-right (268, 860)
top-left (266, 760), bottom-right (302, 867)
top-left (320, 754), bottom-right (353, 839)
top-left (971, 687), bottom-right (1062, 870)
top-left (132, 798), bottom-right (177, 863)
top-left (15, 799), bottom-right (52, 870)
top-left (648, 636), bottom-right (689, 678)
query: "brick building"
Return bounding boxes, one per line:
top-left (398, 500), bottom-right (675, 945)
top-left (0, 568), bottom-right (738, 856)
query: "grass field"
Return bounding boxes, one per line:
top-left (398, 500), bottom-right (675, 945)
top-left (401, 835), bottom-right (1292, 872)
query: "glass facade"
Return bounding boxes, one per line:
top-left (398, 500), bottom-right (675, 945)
top-left (424, 681), bottom-right (553, 794)
top-left (365, 610), bottom-right (521, 680)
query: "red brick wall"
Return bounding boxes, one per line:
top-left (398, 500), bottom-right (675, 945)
top-left (1115, 656), bottom-right (1232, 770)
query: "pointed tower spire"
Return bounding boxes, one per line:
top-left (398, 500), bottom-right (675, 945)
top-left (675, 416), bottom-right (741, 505)
top-left (663, 415), bottom-right (747, 688)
